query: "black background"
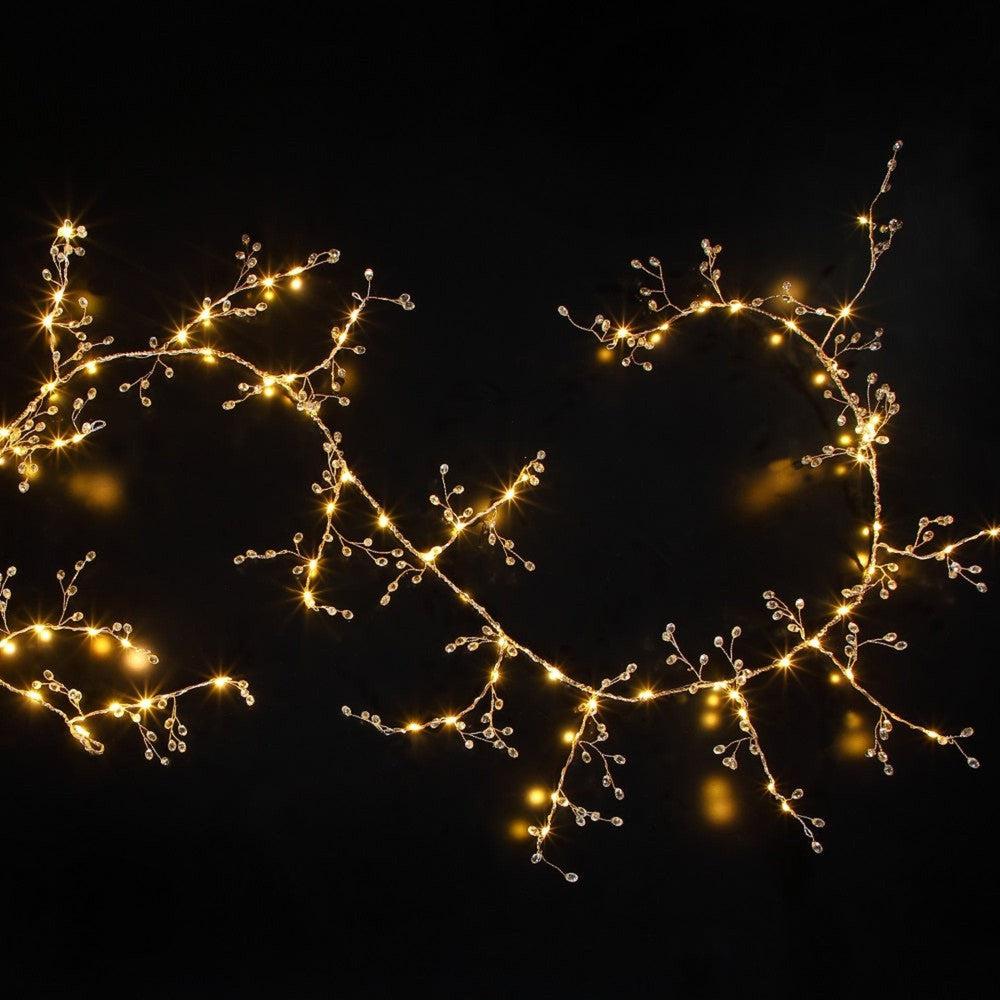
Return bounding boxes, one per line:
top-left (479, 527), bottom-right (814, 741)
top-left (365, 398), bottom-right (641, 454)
top-left (1, 5), bottom-right (997, 996)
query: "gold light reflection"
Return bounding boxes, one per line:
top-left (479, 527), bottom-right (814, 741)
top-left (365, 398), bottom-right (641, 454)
top-left (123, 647), bottom-right (151, 671)
top-left (90, 633), bottom-right (113, 657)
top-left (741, 457), bottom-right (804, 514)
top-left (526, 786), bottom-right (548, 807)
top-left (701, 775), bottom-right (738, 825)
top-left (837, 710), bottom-right (870, 758)
top-left (508, 819), bottom-right (531, 840)
top-left (67, 469), bottom-right (124, 511)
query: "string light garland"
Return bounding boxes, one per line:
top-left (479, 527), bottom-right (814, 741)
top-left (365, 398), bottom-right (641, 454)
top-left (348, 140), bottom-right (992, 880)
top-left (0, 142), bottom-right (991, 883)
top-left (0, 551), bottom-right (253, 760)
top-left (546, 139), bottom-right (992, 871)
top-left (0, 227), bottom-right (397, 759)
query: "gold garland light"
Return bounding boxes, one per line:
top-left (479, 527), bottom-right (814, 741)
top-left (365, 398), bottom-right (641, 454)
top-left (348, 140), bottom-right (992, 880)
top-left (0, 143), bottom-right (992, 881)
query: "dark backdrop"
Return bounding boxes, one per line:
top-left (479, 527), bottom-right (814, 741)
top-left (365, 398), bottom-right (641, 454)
top-left (1, 5), bottom-right (997, 997)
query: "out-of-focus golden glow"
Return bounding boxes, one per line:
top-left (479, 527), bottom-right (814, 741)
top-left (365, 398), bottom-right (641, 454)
top-left (526, 787), bottom-right (548, 807)
top-left (123, 647), bottom-right (150, 671)
top-left (837, 710), bottom-right (870, 758)
top-left (701, 710), bottom-right (720, 730)
top-left (702, 775), bottom-right (738, 825)
top-left (90, 633), bottom-right (113, 656)
top-left (508, 819), bottom-right (530, 840)
top-left (741, 457), bottom-right (805, 514)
